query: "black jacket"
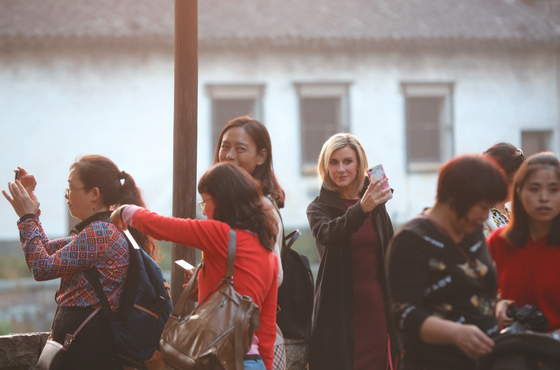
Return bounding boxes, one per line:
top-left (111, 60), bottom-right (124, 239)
top-left (306, 179), bottom-right (399, 370)
top-left (387, 217), bottom-right (498, 370)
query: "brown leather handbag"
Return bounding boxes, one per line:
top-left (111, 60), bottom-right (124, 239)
top-left (160, 229), bottom-right (260, 370)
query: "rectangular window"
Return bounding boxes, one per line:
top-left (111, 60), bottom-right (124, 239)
top-left (402, 83), bottom-right (454, 172)
top-left (296, 83), bottom-right (351, 175)
top-left (521, 130), bottom-right (553, 157)
top-left (206, 84), bottom-right (265, 156)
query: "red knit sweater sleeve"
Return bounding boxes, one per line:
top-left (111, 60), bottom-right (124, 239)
top-left (131, 207), bottom-right (279, 368)
top-left (131, 208), bottom-right (229, 253)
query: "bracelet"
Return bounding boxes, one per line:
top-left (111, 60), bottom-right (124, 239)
top-left (552, 332), bottom-right (560, 341)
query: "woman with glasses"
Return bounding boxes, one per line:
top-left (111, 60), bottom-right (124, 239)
top-left (111, 163), bottom-right (279, 370)
top-left (2, 155), bottom-right (157, 370)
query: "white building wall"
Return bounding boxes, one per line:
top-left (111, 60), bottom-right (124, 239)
top-left (0, 43), bottom-right (557, 240)
top-left (0, 44), bottom-right (175, 239)
top-left (198, 45), bottom-right (559, 228)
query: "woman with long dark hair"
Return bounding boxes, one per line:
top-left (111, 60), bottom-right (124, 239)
top-left (387, 155), bottom-right (507, 370)
top-left (111, 163), bottom-right (279, 370)
top-left (214, 116), bottom-right (285, 282)
top-left (2, 155), bottom-right (157, 370)
top-left (214, 116), bottom-right (294, 370)
top-left (487, 152), bottom-right (560, 339)
top-left (214, 115), bottom-right (284, 207)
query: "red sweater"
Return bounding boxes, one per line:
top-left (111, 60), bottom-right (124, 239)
top-left (487, 227), bottom-right (560, 332)
top-left (131, 208), bottom-right (278, 369)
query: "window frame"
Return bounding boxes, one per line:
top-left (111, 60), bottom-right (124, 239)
top-left (295, 82), bottom-right (352, 176)
top-left (401, 82), bottom-right (455, 173)
top-left (205, 83), bottom-right (266, 158)
top-left (521, 129), bottom-right (554, 157)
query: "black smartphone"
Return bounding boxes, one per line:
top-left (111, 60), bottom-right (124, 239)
top-left (14, 169), bottom-right (20, 181)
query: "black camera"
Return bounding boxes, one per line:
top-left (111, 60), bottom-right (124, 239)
top-left (501, 304), bottom-right (548, 335)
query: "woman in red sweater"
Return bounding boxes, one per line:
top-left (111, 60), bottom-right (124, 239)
top-left (112, 163), bottom-right (279, 370)
top-left (487, 152), bottom-right (560, 340)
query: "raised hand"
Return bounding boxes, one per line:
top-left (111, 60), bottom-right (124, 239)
top-left (360, 178), bottom-right (392, 213)
top-left (2, 180), bottom-right (40, 217)
top-left (15, 167), bottom-right (37, 195)
top-left (110, 205), bottom-right (127, 231)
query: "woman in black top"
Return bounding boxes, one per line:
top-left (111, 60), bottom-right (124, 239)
top-left (387, 155), bottom-right (508, 370)
top-left (307, 133), bottom-right (397, 370)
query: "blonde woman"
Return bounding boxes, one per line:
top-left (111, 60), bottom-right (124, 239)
top-left (306, 133), bottom-right (398, 370)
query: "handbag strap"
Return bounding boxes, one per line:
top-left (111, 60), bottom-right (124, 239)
top-left (171, 228), bottom-right (237, 319)
top-left (63, 306), bottom-right (102, 349)
top-left (225, 228), bottom-right (236, 280)
top-left (172, 261), bottom-right (203, 319)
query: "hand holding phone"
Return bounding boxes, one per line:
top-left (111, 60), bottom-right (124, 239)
top-left (367, 164), bottom-right (392, 199)
top-left (176, 259), bottom-right (199, 301)
top-left (13, 167), bottom-right (37, 194)
top-left (175, 259), bottom-right (195, 271)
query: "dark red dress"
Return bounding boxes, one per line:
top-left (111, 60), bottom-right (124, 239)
top-left (342, 199), bottom-right (387, 370)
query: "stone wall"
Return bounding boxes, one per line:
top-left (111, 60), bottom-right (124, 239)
top-left (0, 332), bottom-right (48, 370)
top-left (0, 333), bottom-right (176, 370)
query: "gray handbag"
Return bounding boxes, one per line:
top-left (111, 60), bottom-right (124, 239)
top-left (36, 339), bottom-right (69, 370)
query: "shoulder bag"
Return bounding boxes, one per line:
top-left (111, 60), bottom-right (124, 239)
top-left (160, 228), bottom-right (260, 370)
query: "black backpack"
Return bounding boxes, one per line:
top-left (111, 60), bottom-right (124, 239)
top-left (85, 229), bottom-right (173, 370)
top-left (276, 229), bottom-right (314, 340)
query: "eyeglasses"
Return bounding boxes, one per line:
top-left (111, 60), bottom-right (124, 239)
top-left (65, 187), bottom-right (85, 196)
top-left (198, 198), bottom-right (212, 212)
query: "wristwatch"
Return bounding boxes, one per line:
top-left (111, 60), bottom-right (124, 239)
top-left (552, 332), bottom-right (560, 341)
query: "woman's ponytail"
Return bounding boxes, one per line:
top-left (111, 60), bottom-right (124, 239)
top-left (118, 171), bottom-right (145, 208)
top-left (70, 155), bottom-right (161, 260)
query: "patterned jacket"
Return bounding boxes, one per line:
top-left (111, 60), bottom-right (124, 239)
top-left (18, 211), bottom-right (129, 312)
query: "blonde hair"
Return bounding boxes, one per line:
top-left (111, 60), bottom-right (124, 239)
top-left (317, 133), bottom-right (369, 195)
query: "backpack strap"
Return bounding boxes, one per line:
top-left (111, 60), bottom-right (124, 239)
top-left (83, 266), bottom-right (120, 322)
top-left (83, 230), bottom-right (137, 323)
top-left (284, 230), bottom-right (301, 250)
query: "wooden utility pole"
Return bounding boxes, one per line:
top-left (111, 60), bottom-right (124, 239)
top-left (171, 0), bottom-right (198, 304)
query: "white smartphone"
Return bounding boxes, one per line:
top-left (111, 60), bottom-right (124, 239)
top-left (175, 259), bottom-right (195, 271)
top-left (367, 163), bottom-right (393, 200)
